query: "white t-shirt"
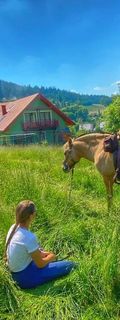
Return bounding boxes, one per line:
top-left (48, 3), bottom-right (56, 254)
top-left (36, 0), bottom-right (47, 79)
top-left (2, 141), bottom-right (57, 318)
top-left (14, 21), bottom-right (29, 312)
top-left (6, 224), bottom-right (40, 272)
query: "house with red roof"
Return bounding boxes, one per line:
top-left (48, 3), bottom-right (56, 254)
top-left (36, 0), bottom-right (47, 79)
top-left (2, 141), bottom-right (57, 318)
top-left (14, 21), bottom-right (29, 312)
top-left (0, 93), bottom-right (74, 145)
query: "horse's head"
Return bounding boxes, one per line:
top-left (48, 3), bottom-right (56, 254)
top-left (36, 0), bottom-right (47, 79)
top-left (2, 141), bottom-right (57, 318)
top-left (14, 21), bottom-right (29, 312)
top-left (62, 136), bottom-right (79, 172)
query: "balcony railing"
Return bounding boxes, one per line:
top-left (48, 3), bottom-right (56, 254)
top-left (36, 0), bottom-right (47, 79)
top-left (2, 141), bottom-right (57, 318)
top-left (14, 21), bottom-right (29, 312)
top-left (23, 120), bottom-right (59, 131)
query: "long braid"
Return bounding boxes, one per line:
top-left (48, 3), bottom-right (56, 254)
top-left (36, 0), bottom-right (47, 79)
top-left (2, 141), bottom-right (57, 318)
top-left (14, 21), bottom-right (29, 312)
top-left (4, 223), bottom-right (18, 262)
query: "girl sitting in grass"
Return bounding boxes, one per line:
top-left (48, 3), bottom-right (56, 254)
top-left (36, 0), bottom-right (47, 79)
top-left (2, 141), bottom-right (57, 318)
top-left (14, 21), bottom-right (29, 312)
top-left (5, 200), bottom-right (75, 289)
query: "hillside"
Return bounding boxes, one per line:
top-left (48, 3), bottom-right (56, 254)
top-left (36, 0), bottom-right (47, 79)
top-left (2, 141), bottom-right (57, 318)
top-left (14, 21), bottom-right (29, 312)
top-left (0, 145), bottom-right (120, 320)
top-left (0, 80), bottom-right (112, 107)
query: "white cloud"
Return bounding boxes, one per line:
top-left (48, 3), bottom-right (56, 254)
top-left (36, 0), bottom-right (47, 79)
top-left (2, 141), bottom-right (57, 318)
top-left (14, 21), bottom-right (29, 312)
top-left (111, 81), bottom-right (120, 87)
top-left (113, 91), bottom-right (118, 95)
top-left (70, 89), bottom-right (80, 94)
top-left (93, 86), bottom-right (104, 91)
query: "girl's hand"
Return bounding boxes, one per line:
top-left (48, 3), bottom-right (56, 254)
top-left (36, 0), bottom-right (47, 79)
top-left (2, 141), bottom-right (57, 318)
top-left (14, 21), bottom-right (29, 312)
top-left (39, 250), bottom-right (56, 260)
top-left (31, 250), bottom-right (56, 268)
top-left (45, 252), bottom-right (56, 261)
top-left (39, 250), bottom-right (50, 258)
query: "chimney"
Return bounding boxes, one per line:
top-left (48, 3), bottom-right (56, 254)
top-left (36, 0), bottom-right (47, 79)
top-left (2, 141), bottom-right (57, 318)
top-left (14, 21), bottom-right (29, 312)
top-left (1, 104), bottom-right (7, 115)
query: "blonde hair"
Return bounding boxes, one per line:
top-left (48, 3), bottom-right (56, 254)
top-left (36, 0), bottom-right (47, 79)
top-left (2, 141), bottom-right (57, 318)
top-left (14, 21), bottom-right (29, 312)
top-left (4, 200), bottom-right (36, 260)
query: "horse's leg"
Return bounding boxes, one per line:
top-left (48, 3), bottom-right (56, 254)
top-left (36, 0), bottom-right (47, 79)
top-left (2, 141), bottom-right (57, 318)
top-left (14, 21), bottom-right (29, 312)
top-left (103, 175), bottom-right (113, 210)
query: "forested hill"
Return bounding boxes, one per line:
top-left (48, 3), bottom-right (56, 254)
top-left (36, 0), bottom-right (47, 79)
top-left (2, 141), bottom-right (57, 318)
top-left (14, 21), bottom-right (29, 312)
top-left (0, 80), bottom-right (112, 107)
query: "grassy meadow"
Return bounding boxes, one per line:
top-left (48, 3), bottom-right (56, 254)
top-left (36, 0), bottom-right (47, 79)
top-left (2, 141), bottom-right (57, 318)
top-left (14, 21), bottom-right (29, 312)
top-left (0, 145), bottom-right (120, 320)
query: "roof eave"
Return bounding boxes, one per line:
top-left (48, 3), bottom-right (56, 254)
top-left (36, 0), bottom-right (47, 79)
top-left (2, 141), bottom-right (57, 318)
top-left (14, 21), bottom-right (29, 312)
top-left (38, 94), bottom-right (75, 126)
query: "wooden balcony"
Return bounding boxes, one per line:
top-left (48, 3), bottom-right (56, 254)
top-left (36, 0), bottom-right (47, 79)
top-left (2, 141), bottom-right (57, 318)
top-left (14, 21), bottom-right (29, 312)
top-left (23, 120), bottom-right (59, 131)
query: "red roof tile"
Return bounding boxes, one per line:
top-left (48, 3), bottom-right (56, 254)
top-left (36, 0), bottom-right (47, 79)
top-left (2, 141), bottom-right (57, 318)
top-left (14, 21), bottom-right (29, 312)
top-left (0, 93), bottom-right (75, 132)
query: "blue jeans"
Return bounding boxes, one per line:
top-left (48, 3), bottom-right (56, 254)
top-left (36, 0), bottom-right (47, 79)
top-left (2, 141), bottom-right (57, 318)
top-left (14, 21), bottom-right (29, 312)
top-left (11, 260), bottom-right (75, 289)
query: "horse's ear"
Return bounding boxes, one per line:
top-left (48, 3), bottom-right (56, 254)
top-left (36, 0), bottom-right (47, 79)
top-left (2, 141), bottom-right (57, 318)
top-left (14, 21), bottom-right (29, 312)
top-left (63, 133), bottom-right (71, 142)
top-left (62, 133), bottom-right (73, 147)
top-left (68, 137), bottom-right (73, 148)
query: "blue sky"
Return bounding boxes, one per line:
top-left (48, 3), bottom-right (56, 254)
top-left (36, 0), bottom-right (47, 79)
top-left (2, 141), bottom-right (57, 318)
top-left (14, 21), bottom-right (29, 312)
top-left (0, 0), bottom-right (120, 96)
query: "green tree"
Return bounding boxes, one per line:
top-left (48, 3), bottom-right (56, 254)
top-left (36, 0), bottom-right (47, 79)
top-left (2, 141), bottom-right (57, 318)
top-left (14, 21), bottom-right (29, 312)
top-left (103, 96), bottom-right (120, 132)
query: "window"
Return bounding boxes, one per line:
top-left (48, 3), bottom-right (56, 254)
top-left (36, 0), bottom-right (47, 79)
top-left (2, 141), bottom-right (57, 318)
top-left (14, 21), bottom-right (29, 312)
top-left (30, 112), bottom-right (37, 122)
top-left (24, 111), bottom-right (51, 123)
top-left (37, 111), bottom-right (51, 121)
top-left (24, 112), bottom-right (37, 122)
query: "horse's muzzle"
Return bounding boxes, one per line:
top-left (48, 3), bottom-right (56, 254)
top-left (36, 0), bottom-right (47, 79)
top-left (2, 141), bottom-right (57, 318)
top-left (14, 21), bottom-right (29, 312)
top-left (62, 163), bottom-right (70, 172)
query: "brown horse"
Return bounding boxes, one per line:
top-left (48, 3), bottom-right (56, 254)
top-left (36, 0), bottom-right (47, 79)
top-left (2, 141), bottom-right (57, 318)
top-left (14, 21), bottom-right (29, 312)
top-left (62, 133), bottom-right (117, 209)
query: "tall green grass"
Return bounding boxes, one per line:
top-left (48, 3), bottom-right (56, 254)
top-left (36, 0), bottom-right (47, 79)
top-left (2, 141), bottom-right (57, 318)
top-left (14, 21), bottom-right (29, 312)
top-left (0, 145), bottom-right (120, 319)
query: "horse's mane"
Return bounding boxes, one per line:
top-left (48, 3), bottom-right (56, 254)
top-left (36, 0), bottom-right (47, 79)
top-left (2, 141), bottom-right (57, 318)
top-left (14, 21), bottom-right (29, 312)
top-left (75, 131), bottom-right (111, 142)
